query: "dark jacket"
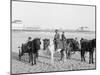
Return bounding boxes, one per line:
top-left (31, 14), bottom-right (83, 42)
top-left (27, 41), bottom-right (32, 49)
top-left (54, 33), bottom-right (60, 41)
top-left (61, 33), bottom-right (66, 41)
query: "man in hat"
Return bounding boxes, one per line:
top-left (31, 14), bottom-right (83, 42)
top-left (24, 37), bottom-right (32, 49)
top-left (74, 37), bottom-right (79, 49)
top-left (61, 31), bottom-right (66, 41)
top-left (54, 29), bottom-right (60, 51)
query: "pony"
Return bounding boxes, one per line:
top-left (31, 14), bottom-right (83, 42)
top-left (80, 38), bottom-right (96, 64)
top-left (47, 39), bottom-right (68, 64)
top-left (18, 38), bottom-right (41, 65)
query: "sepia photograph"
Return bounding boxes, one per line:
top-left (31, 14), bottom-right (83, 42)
top-left (11, 0), bottom-right (96, 74)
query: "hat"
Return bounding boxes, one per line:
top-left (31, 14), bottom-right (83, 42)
top-left (62, 31), bottom-right (64, 33)
top-left (55, 29), bottom-right (58, 32)
top-left (28, 37), bottom-right (32, 40)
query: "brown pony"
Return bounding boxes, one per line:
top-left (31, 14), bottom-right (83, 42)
top-left (18, 38), bottom-right (41, 65)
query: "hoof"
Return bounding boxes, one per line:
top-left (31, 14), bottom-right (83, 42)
top-left (67, 57), bottom-right (70, 59)
top-left (31, 63), bottom-right (33, 66)
top-left (58, 59), bottom-right (62, 61)
top-left (89, 62), bottom-right (91, 64)
top-left (29, 60), bottom-right (30, 63)
top-left (89, 62), bottom-right (93, 64)
top-left (19, 58), bottom-right (21, 61)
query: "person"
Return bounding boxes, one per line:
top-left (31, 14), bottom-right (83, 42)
top-left (53, 29), bottom-right (60, 51)
top-left (75, 37), bottom-right (78, 44)
top-left (61, 31), bottom-right (67, 52)
top-left (74, 37), bottom-right (79, 49)
top-left (24, 37), bottom-right (32, 49)
top-left (26, 37), bottom-right (32, 43)
top-left (61, 31), bottom-right (66, 41)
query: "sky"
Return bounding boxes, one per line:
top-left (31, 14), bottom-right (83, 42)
top-left (12, 1), bottom-right (95, 31)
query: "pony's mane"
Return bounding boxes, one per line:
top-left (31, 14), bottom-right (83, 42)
top-left (50, 39), bottom-right (54, 45)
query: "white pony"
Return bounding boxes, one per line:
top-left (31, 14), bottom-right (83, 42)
top-left (47, 39), bottom-right (66, 64)
top-left (47, 37), bottom-right (81, 64)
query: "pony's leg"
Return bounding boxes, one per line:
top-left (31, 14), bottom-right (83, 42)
top-left (18, 49), bottom-right (21, 61)
top-left (19, 50), bottom-right (23, 61)
top-left (36, 52), bottom-right (39, 60)
top-left (55, 42), bottom-right (57, 51)
top-left (30, 53), bottom-right (33, 66)
top-left (91, 51), bottom-right (94, 64)
top-left (28, 53), bottom-right (30, 63)
top-left (60, 50), bottom-right (64, 61)
top-left (81, 50), bottom-right (83, 61)
top-left (34, 53), bottom-right (37, 65)
top-left (83, 52), bottom-right (86, 62)
top-left (68, 51), bottom-right (70, 59)
top-left (67, 48), bottom-right (71, 59)
top-left (66, 49), bottom-right (68, 59)
top-left (81, 50), bottom-right (85, 62)
top-left (66, 47), bottom-right (71, 59)
top-left (64, 50), bottom-right (66, 62)
top-left (89, 51), bottom-right (91, 64)
top-left (35, 52), bottom-right (38, 60)
top-left (89, 51), bottom-right (94, 64)
top-left (51, 51), bottom-right (54, 65)
top-left (19, 44), bottom-right (24, 61)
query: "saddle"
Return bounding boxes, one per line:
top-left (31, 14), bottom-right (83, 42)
top-left (54, 39), bottom-right (65, 50)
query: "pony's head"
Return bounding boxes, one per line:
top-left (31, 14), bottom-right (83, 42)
top-left (43, 38), bottom-right (50, 50)
top-left (32, 38), bottom-right (41, 50)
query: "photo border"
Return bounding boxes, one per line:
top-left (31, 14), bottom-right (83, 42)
top-left (10, 0), bottom-right (97, 75)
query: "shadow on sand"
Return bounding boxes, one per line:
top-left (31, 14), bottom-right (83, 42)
top-left (11, 51), bottom-right (94, 66)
